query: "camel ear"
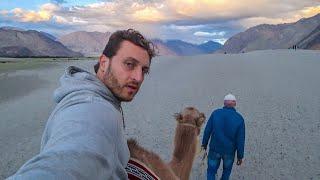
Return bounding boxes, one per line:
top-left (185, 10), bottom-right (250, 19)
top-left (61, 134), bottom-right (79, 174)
top-left (196, 113), bottom-right (206, 127)
top-left (174, 113), bottom-right (183, 122)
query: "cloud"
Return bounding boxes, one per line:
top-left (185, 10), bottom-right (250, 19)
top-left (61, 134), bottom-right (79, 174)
top-left (3, 0), bottom-right (319, 27)
top-left (9, 3), bottom-right (59, 22)
top-left (47, 0), bottom-right (320, 30)
top-left (237, 5), bottom-right (320, 29)
top-left (1, 0), bottom-right (319, 43)
top-left (71, 17), bottom-right (88, 24)
top-left (194, 31), bottom-right (226, 37)
top-left (133, 6), bottom-right (165, 22)
top-left (164, 24), bottom-right (206, 31)
top-left (51, 0), bottom-right (67, 4)
top-left (0, 10), bottom-right (9, 15)
top-left (212, 38), bottom-right (228, 45)
top-left (301, 5), bottom-right (320, 17)
top-left (166, 0), bottom-right (292, 22)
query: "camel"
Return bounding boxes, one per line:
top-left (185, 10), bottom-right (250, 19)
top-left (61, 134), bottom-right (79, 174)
top-left (127, 107), bottom-right (206, 180)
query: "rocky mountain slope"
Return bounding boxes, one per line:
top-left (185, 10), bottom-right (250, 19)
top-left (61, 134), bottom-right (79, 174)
top-left (218, 13), bottom-right (320, 53)
top-left (0, 28), bottom-right (82, 57)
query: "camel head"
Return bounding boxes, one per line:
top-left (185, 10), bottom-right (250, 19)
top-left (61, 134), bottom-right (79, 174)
top-left (174, 107), bottom-right (206, 135)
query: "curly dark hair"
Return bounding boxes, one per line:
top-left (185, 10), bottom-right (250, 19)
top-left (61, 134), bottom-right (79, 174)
top-left (94, 29), bottom-right (156, 73)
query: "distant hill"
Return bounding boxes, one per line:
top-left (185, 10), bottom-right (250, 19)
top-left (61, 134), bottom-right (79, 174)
top-left (58, 31), bottom-right (222, 56)
top-left (0, 28), bottom-right (82, 57)
top-left (151, 39), bottom-right (178, 56)
top-left (40, 31), bottom-right (57, 40)
top-left (297, 24), bottom-right (320, 50)
top-left (154, 39), bottom-right (222, 56)
top-left (58, 31), bottom-right (111, 57)
top-left (198, 40), bottom-right (222, 53)
top-left (164, 40), bottom-right (204, 56)
top-left (218, 13), bottom-right (320, 53)
top-left (0, 26), bottom-right (25, 31)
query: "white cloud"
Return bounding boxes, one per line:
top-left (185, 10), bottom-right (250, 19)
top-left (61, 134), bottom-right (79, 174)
top-left (0, 10), bottom-right (9, 15)
top-left (54, 15), bottom-right (68, 23)
top-left (165, 24), bottom-right (206, 31)
top-left (236, 5), bottom-right (320, 29)
top-left (194, 31), bottom-right (226, 37)
top-left (1, 0), bottom-right (320, 43)
top-left (5, 0), bottom-right (320, 27)
top-left (212, 38), bottom-right (228, 45)
top-left (49, 0), bottom-right (320, 32)
top-left (71, 17), bottom-right (87, 24)
top-left (9, 3), bottom-right (59, 22)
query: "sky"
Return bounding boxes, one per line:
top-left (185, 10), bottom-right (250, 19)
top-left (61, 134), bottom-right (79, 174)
top-left (0, 0), bottom-right (320, 44)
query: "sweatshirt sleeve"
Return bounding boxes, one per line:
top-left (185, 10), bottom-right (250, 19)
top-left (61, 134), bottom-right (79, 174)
top-left (202, 112), bottom-right (214, 149)
top-left (7, 100), bottom-right (128, 180)
top-left (236, 118), bottom-right (245, 159)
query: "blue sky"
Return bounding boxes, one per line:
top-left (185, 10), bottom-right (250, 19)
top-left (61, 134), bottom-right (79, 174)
top-left (0, 0), bottom-right (319, 44)
top-left (0, 0), bottom-right (100, 10)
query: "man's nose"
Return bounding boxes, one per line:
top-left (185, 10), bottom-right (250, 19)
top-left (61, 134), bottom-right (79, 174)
top-left (132, 68), bottom-right (144, 83)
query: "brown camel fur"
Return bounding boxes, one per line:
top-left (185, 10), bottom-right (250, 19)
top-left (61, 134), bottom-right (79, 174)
top-left (127, 139), bottom-right (179, 180)
top-left (127, 107), bottom-right (205, 180)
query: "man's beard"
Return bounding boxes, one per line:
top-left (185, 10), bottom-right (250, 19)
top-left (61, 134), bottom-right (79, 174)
top-left (104, 64), bottom-right (139, 102)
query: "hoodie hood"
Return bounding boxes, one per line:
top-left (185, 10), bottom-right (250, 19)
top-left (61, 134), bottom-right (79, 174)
top-left (54, 66), bottom-right (121, 111)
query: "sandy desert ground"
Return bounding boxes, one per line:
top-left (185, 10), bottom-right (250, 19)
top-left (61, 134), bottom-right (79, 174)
top-left (0, 50), bottom-right (319, 180)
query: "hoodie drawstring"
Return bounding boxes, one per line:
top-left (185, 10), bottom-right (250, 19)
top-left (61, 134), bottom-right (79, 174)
top-left (119, 106), bottom-right (125, 130)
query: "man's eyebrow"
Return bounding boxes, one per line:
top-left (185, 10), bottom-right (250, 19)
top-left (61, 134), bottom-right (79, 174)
top-left (125, 57), bottom-right (149, 67)
top-left (124, 57), bottom-right (139, 63)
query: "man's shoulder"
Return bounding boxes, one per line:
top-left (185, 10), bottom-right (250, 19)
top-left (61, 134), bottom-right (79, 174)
top-left (213, 108), bottom-right (224, 113)
top-left (221, 108), bottom-right (244, 121)
top-left (210, 108), bottom-right (225, 118)
top-left (51, 94), bottom-right (122, 134)
top-left (53, 92), bottom-right (120, 121)
top-left (234, 110), bottom-right (244, 117)
top-left (61, 89), bottom-right (117, 107)
top-left (234, 111), bottom-right (245, 123)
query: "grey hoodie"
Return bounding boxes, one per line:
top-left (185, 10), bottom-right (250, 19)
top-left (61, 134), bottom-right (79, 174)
top-left (7, 66), bottom-right (130, 180)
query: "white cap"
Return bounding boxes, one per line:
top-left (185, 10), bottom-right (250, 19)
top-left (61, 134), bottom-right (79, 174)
top-left (224, 94), bottom-right (236, 101)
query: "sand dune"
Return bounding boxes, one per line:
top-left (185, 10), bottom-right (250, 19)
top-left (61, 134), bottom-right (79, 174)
top-left (0, 50), bottom-right (319, 179)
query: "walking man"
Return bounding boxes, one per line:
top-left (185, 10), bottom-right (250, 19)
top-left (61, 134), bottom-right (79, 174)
top-left (202, 94), bottom-right (245, 180)
top-left (7, 29), bottom-right (156, 180)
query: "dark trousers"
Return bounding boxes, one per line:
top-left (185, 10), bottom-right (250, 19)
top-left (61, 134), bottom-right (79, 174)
top-left (207, 151), bottom-right (235, 180)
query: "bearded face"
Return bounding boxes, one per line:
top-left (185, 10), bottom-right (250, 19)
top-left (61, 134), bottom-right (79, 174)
top-left (103, 60), bottom-right (140, 102)
top-left (99, 41), bottom-right (150, 102)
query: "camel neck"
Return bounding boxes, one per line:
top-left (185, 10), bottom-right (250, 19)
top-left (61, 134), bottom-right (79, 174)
top-left (170, 126), bottom-right (198, 180)
top-left (172, 126), bottom-right (198, 161)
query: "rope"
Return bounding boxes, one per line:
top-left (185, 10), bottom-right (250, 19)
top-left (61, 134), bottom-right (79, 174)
top-left (199, 147), bottom-right (208, 178)
top-left (119, 105), bottom-right (125, 129)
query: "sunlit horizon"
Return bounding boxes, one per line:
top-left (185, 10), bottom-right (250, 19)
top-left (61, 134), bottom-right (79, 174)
top-left (0, 0), bottom-right (319, 44)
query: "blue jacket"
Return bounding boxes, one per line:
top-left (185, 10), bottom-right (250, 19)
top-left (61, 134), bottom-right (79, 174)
top-left (202, 107), bottom-right (245, 159)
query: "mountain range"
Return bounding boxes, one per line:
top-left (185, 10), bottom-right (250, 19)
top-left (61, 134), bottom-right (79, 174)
top-left (0, 27), bottom-right (82, 57)
top-left (217, 13), bottom-right (320, 53)
top-left (58, 31), bottom-right (111, 57)
top-left (58, 32), bottom-right (222, 57)
top-left (0, 27), bottom-right (222, 58)
top-left (0, 13), bottom-right (319, 57)
top-left (296, 24), bottom-right (320, 50)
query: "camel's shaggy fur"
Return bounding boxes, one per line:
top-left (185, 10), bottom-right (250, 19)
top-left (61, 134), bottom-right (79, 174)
top-left (127, 107), bottom-right (205, 180)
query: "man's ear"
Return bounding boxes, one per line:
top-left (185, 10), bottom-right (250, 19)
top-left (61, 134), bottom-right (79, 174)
top-left (99, 54), bottom-right (109, 72)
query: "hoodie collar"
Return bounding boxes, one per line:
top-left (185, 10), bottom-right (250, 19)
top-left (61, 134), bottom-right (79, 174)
top-left (54, 66), bottom-right (122, 111)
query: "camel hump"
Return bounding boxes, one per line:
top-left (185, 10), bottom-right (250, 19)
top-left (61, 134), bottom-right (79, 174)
top-left (127, 138), bottom-right (138, 149)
